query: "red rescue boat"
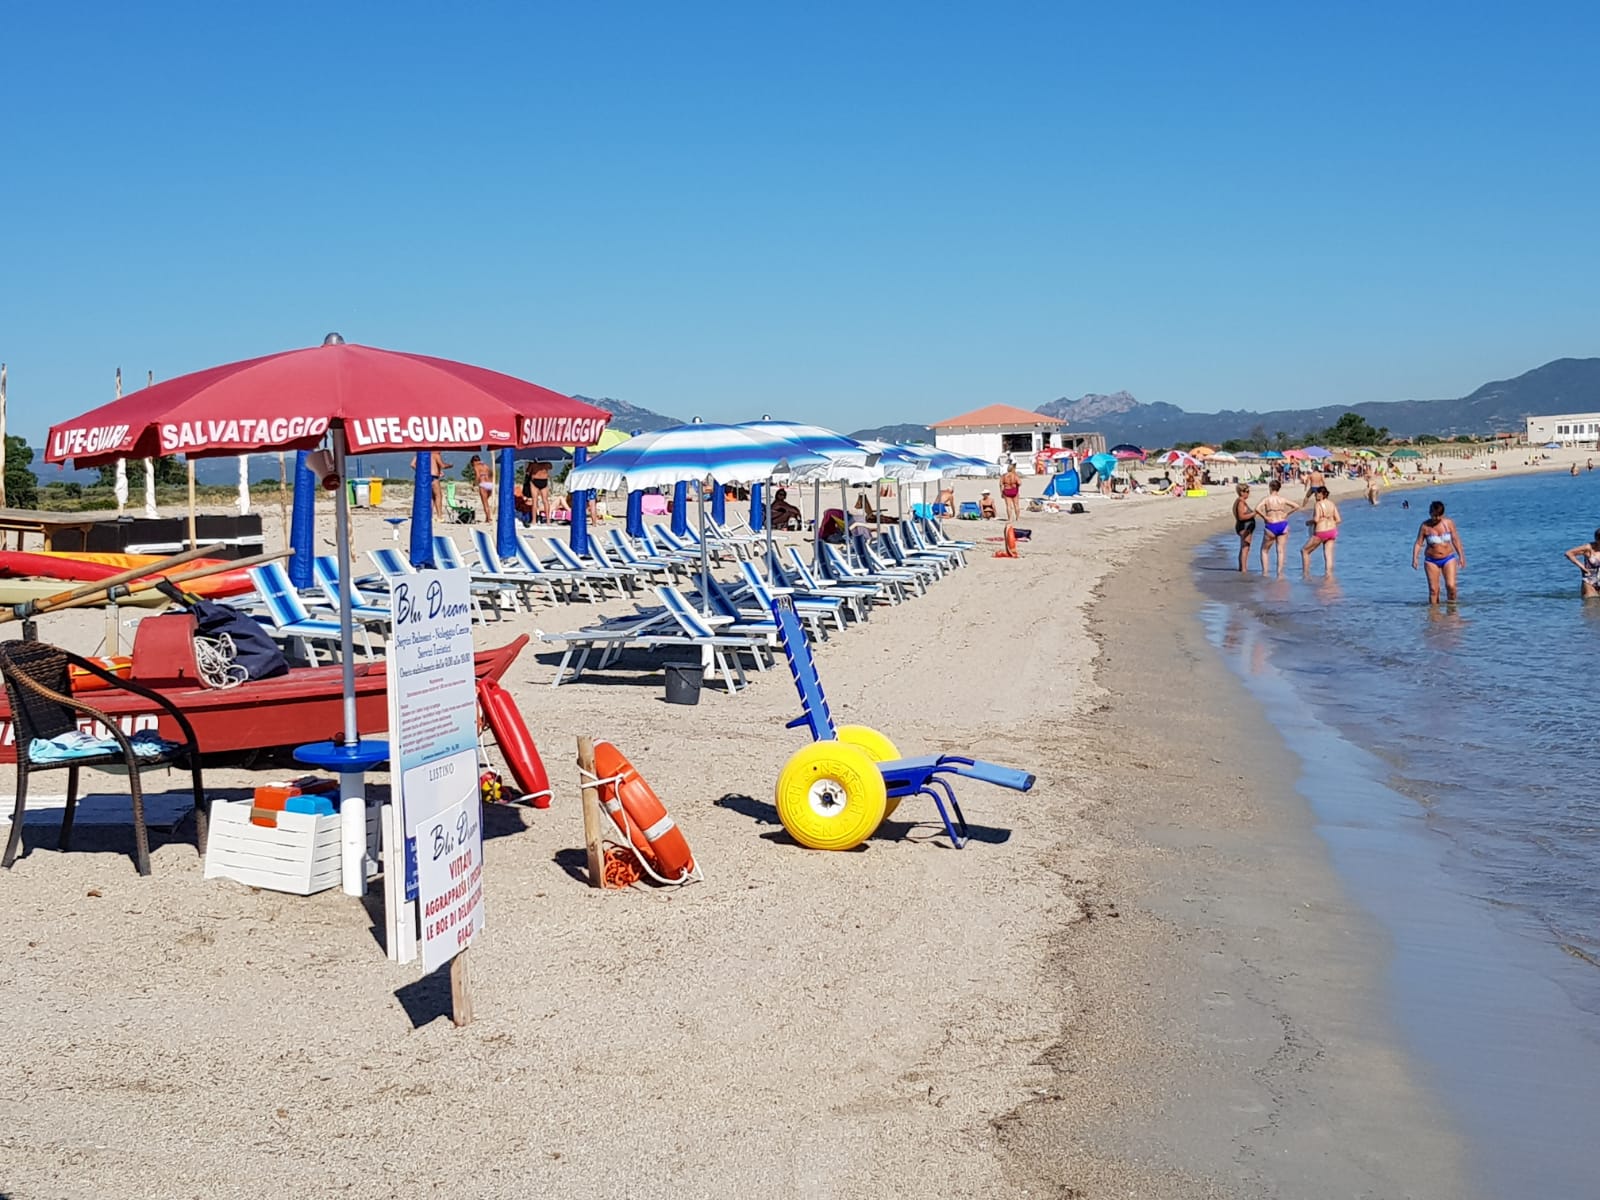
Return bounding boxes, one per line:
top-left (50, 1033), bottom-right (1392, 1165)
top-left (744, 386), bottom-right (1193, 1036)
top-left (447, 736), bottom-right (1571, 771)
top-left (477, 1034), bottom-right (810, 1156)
top-left (0, 614), bottom-right (529, 766)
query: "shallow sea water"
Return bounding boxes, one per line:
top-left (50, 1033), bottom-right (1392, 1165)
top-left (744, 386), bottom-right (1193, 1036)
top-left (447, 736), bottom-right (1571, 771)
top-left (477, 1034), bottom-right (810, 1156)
top-left (1195, 468), bottom-right (1600, 1199)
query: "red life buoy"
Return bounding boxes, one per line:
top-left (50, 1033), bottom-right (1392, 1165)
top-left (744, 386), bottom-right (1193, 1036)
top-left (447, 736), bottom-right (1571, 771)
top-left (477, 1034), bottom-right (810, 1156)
top-left (591, 740), bottom-right (697, 883)
top-left (476, 678), bottom-right (552, 804)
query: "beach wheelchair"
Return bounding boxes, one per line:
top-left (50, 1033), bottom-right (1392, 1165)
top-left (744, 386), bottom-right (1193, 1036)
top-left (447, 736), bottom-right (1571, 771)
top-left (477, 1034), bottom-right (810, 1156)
top-left (768, 596), bottom-right (1035, 850)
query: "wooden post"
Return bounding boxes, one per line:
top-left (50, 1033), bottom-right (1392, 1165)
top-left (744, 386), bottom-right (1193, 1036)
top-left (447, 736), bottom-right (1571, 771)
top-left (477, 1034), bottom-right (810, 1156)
top-left (578, 736), bottom-right (605, 888)
top-left (187, 458), bottom-right (197, 550)
top-left (450, 949), bottom-right (475, 1027)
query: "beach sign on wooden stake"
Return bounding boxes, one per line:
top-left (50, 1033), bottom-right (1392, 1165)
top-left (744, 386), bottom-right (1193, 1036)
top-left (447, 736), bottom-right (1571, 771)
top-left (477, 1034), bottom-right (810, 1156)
top-left (382, 567), bottom-right (483, 981)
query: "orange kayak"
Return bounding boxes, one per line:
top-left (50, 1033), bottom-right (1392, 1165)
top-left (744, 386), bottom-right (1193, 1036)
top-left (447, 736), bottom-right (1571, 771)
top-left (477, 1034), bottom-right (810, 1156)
top-left (0, 551), bottom-right (255, 598)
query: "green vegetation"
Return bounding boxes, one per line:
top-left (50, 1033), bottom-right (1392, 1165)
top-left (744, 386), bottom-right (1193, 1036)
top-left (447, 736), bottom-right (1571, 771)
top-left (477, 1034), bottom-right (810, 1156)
top-left (4, 435), bottom-right (38, 508)
top-left (93, 455), bottom-right (187, 489)
top-left (1313, 412), bottom-right (1389, 446)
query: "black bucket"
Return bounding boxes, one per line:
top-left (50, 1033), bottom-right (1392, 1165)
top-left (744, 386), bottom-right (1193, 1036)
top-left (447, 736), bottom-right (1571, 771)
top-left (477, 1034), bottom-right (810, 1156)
top-left (663, 662), bottom-right (704, 706)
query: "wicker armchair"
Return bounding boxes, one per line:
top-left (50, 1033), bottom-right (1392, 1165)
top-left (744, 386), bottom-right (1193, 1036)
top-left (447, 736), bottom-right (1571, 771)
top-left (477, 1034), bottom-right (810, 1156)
top-left (0, 640), bottom-right (208, 876)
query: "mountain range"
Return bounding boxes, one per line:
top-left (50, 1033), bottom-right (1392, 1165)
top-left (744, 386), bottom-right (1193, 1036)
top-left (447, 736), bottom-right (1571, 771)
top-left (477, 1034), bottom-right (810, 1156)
top-left (1035, 358), bottom-right (1600, 446)
top-left (19, 356), bottom-right (1598, 489)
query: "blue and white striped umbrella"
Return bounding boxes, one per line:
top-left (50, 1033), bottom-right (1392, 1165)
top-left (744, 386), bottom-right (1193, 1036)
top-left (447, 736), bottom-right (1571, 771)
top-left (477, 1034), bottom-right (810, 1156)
top-left (738, 420), bottom-right (874, 472)
top-left (566, 422), bottom-right (829, 491)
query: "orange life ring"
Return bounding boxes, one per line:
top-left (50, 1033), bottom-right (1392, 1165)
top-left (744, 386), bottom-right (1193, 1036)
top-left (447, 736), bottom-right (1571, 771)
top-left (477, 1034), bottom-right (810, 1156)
top-left (68, 655), bottom-right (133, 692)
top-left (476, 678), bottom-right (552, 804)
top-left (592, 740), bottom-right (697, 883)
top-left (993, 526), bottom-right (1019, 559)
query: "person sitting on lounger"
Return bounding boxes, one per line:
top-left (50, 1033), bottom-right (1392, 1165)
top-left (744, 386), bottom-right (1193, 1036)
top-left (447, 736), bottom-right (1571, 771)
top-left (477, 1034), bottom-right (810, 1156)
top-left (818, 508), bottom-right (847, 544)
top-left (769, 488), bottom-right (803, 531)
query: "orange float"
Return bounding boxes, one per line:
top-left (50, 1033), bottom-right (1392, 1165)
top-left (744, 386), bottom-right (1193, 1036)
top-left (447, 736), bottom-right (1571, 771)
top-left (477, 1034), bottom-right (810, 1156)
top-left (993, 526), bottom-right (1019, 559)
top-left (68, 655), bottom-right (134, 692)
top-left (591, 739), bottom-right (698, 884)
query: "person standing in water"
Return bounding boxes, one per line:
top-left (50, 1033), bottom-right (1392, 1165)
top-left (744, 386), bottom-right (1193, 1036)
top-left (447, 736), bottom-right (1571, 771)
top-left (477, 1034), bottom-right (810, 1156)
top-left (1231, 483), bottom-right (1257, 573)
top-left (1411, 499), bottom-right (1465, 604)
top-left (1255, 479), bottom-right (1298, 574)
top-left (1300, 485), bottom-right (1341, 573)
top-left (1563, 529), bottom-right (1600, 598)
top-left (1365, 469), bottom-right (1380, 505)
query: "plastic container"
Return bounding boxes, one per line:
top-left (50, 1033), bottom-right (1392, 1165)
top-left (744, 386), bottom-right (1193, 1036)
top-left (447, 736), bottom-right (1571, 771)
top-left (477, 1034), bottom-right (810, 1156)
top-left (663, 662), bottom-right (704, 706)
top-left (352, 480), bottom-right (371, 507)
top-left (368, 478), bottom-right (383, 506)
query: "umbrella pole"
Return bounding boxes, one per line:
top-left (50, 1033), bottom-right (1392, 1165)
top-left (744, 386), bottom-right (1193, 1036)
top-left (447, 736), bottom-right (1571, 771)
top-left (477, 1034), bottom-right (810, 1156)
top-left (186, 458), bottom-right (197, 550)
top-left (812, 480), bottom-right (821, 570)
top-left (764, 475), bottom-right (775, 576)
top-left (331, 427), bottom-right (366, 898)
top-left (698, 479), bottom-right (711, 617)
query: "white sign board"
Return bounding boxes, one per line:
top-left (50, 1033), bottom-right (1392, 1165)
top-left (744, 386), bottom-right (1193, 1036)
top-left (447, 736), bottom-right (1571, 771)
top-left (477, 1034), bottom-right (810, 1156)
top-left (383, 567), bottom-right (483, 964)
top-left (416, 792), bottom-right (485, 971)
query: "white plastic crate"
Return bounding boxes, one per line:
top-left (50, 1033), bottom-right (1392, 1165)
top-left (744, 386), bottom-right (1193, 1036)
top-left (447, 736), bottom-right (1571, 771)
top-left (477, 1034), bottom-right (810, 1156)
top-left (204, 798), bottom-right (379, 896)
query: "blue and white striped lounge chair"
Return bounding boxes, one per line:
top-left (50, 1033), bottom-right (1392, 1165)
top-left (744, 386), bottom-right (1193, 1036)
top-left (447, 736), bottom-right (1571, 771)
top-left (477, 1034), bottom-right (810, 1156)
top-left (247, 562), bottom-right (370, 664)
top-left (509, 531), bottom-right (604, 603)
top-left (535, 607), bottom-right (677, 686)
top-left (655, 584), bottom-right (774, 689)
top-left (855, 534), bottom-right (934, 591)
top-left (312, 556), bottom-right (392, 629)
top-left (820, 542), bottom-right (910, 603)
top-left (433, 535), bottom-right (539, 613)
top-left (884, 524), bottom-right (957, 575)
top-left (736, 560), bottom-right (845, 639)
top-left (784, 547), bottom-right (878, 618)
top-left (770, 594), bottom-right (1035, 848)
top-left (368, 547), bottom-right (503, 622)
top-left (901, 519), bottom-right (966, 567)
top-left (920, 515), bottom-right (975, 551)
top-left (605, 528), bottom-right (683, 581)
top-left (637, 524), bottom-right (700, 565)
top-left (470, 529), bottom-right (566, 605)
top-left (545, 537), bottom-right (636, 595)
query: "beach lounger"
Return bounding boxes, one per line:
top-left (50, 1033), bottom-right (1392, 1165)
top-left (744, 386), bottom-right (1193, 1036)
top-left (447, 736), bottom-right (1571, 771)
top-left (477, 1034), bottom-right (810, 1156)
top-left (367, 547), bottom-right (504, 622)
top-left (638, 524), bottom-right (702, 565)
top-left (736, 560), bottom-right (845, 639)
top-left (545, 537), bottom-right (635, 596)
top-left (769, 595), bottom-right (1035, 849)
top-left (433, 535), bottom-right (540, 612)
top-left (312, 555), bottom-right (393, 629)
top-left (820, 542), bottom-right (909, 603)
top-left (471, 529), bottom-right (567, 604)
top-left (535, 607), bottom-right (677, 686)
top-left (784, 547), bottom-right (878, 619)
top-left (854, 535), bottom-right (934, 591)
top-left (655, 584), bottom-right (774, 687)
top-left (606, 528), bottom-right (685, 581)
top-left (248, 562), bottom-right (370, 664)
top-left (507, 531), bottom-right (605, 603)
top-left (920, 516), bottom-right (976, 551)
top-left (898, 520), bottom-right (965, 569)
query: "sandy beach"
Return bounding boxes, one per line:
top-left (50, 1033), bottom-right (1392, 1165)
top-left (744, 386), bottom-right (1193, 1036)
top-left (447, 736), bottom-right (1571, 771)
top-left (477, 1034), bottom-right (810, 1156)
top-left (0, 452), bottom-right (1579, 1198)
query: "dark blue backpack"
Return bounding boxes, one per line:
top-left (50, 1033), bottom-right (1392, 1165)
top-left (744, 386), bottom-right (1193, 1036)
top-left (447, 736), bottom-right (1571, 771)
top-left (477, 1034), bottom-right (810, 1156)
top-left (189, 598), bottom-right (290, 680)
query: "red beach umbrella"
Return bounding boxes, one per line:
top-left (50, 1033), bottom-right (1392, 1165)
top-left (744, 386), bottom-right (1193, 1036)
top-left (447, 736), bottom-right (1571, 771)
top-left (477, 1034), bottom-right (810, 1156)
top-left (45, 336), bottom-right (609, 463)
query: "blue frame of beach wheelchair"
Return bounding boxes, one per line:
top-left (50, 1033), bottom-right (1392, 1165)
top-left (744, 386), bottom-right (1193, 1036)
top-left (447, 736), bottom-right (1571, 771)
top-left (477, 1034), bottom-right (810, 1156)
top-left (769, 595), bottom-right (1035, 850)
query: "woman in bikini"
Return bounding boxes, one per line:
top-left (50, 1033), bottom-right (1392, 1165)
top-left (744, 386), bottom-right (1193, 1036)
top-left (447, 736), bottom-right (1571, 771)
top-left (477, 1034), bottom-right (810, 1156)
top-left (1562, 528), bottom-right (1600, 598)
top-left (1300, 486), bottom-right (1341, 574)
top-left (524, 460), bottom-right (552, 522)
top-left (468, 454), bottom-right (494, 523)
top-left (1000, 465), bottom-right (1023, 522)
top-left (1231, 483), bottom-right (1257, 573)
top-left (1411, 499), bottom-right (1464, 604)
top-left (1255, 479), bottom-right (1298, 575)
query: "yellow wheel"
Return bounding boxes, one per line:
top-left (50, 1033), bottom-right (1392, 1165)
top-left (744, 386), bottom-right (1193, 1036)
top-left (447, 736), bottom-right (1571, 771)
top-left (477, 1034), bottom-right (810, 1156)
top-left (775, 741), bottom-right (887, 851)
top-left (835, 725), bottom-right (903, 819)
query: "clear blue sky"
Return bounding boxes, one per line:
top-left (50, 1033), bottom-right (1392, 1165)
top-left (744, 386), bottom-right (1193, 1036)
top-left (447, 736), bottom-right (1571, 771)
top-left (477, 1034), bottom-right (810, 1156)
top-left (4, 0), bottom-right (1596, 439)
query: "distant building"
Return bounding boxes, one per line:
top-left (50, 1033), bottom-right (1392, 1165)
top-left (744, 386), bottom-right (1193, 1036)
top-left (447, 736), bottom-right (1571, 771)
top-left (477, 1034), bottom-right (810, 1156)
top-left (929, 404), bottom-right (1100, 473)
top-left (1526, 413), bottom-right (1600, 445)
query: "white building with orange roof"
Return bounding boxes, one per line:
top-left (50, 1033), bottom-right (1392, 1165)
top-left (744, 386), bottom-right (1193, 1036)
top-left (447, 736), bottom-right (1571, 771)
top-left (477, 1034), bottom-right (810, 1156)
top-left (929, 403), bottom-right (1099, 473)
